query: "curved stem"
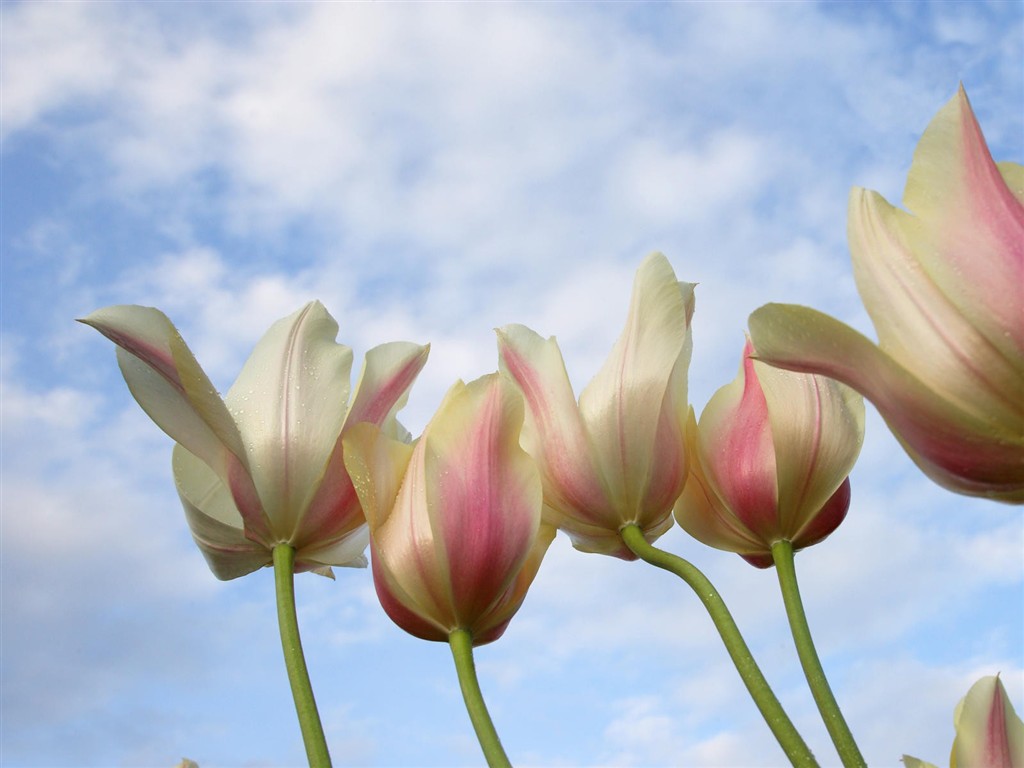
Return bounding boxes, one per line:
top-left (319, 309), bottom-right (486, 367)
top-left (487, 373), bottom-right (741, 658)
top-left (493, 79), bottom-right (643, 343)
top-left (620, 525), bottom-right (818, 768)
top-left (448, 628), bottom-right (512, 768)
top-left (273, 544), bottom-right (332, 768)
top-left (771, 539), bottom-right (865, 768)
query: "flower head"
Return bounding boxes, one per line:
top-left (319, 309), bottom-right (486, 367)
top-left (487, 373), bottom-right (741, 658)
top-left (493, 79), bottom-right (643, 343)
top-left (343, 373), bottom-right (553, 645)
top-left (497, 253), bottom-right (695, 559)
top-left (903, 674), bottom-right (1024, 768)
top-left (675, 338), bottom-right (864, 566)
top-left (80, 301), bottom-right (429, 579)
top-left (749, 86), bottom-right (1024, 502)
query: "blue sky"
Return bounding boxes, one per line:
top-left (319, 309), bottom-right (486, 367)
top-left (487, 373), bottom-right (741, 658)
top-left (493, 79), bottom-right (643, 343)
top-left (2, 2), bottom-right (1022, 766)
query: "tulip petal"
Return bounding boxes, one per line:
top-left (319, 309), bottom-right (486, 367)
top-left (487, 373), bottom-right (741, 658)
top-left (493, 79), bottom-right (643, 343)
top-left (848, 188), bottom-right (1024, 427)
top-left (675, 409), bottom-right (769, 556)
top-left (676, 457), bottom-right (767, 556)
top-left (754, 351), bottom-right (863, 535)
top-left (224, 301), bottom-right (354, 541)
top-left (900, 87), bottom-right (1024, 361)
top-left (472, 522), bottom-right (557, 646)
top-left (496, 324), bottom-right (615, 537)
top-left (371, 556), bottom-right (449, 641)
top-left (80, 305), bottom-right (248, 478)
top-left (952, 675), bottom-right (1024, 768)
top-left (347, 341), bottom-right (432, 434)
top-left (790, 477), bottom-right (850, 551)
top-left (578, 252), bottom-right (694, 520)
top-left (749, 304), bottom-right (1024, 502)
top-left (345, 420), bottom-right (451, 639)
top-left (173, 445), bottom-right (271, 580)
top-left (300, 341), bottom-right (429, 549)
top-left (341, 422), bottom-right (416, 533)
top-left (424, 375), bottom-right (542, 631)
top-left (82, 305), bottom-right (272, 542)
top-left (847, 87), bottom-right (1024, 429)
top-left (297, 528), bottom-right (369, 571)
top-left (696, 341), bottom-right (780, 540)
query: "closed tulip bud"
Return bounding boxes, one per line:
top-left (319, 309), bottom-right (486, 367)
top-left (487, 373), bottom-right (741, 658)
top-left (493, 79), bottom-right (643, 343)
top-left (497, 252), bottom-right (695, 559)
top-left (903, 675), bottom-right (1023, 768)
top-left (80, 301), bottom-right (428, 579)
top-left (343, 373), bottom-right (553, 646)
top-left (750, 86), bottom-right (1024, 502)
top-left (675, 338), bottom-right (864, 566)
top-left (952, 675), bottom-right (1024, 768)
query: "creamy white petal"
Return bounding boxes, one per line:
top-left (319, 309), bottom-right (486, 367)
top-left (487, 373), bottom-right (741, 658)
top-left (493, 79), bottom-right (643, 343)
top-left (225, 301), bottom-right (353, 540)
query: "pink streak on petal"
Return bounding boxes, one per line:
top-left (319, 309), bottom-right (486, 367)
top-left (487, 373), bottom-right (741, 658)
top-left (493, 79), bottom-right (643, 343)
top-left (296, 346), bottom-right (428, 548)
top-left (371, 543), bottom-right (449, 642)
top-left (299, 346), bottom-right (429, 547)
top-left (953, 90), bottom-right (1024, 341)
top-left (983, 683), bottom-right (1013, 768)
top-left (708, 343), bottom-right (779, 539)
top-left (226, 454), bottom-right (274, 546)
top-left (437, 383), bottom-right (534, 628)
top-left (750, 304), bottom-right (1024, 501)
top-left (405, 447), bottom-right (459, 628)
top-left (792, 477), bottom-right (851, 551)
top-left (347, 344), bottom-right (430, 427)
top-left (80, 314), bottom-right (185, 393)
top-left (499, 339), bottom-right (610, 521)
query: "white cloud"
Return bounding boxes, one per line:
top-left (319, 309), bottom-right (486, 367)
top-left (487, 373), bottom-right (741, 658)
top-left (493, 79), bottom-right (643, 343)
top-left (0, 1), bottom-right (122, 137)
top-left (609, 130), bottom-right (776, 229)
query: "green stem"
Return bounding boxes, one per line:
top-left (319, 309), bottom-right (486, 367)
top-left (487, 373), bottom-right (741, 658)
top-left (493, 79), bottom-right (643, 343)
top-left (620, 525), bottom-right (818, 768)
top-left (771, 539), bottom-right (865, 768)
top-left (448, 628), bottom-right (512, 768)
top-left (273, 544), bottom-right (332, 768)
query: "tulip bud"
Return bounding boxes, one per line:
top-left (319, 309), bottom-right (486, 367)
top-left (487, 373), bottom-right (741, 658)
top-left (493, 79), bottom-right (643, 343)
top-left (497, 252), bottom-right (695, 559)
top-left (343, 374), bottom-right (553, 645)
top-left (675, 338), bottom-right (864, 566)
top-left (952, 675), bottom-right (1024, 768)
top-left (902, 675), bottom-right (1024, 768)
top-left (80, 301), bottom-right (428, 579)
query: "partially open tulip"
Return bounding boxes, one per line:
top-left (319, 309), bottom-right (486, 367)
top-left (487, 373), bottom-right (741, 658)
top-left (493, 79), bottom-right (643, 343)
top-left (496, 252), bottom-right (695, 559)
top-left (675, 339), bottom-right (864, 567)
top-left (903, 675), bottom-right (1024, 768)
top-left (80, 301), bottom-right (429, 579)
top-left (343, 374), bottom-right (554, 645)
top-left (749, 86), bottom-right (1024, 503)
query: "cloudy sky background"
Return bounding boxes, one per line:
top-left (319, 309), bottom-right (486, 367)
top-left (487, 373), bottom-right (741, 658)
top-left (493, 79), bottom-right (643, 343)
top-left (2, 2), bottom-right (1022, 766)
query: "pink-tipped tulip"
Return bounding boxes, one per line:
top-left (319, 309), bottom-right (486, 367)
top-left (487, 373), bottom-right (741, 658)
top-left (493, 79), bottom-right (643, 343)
top-left (750, 86), bottom-right (1024, 503)
top-left (903, 675), bottom-right (1023, 768)
top-left (343, 374), bottom-right (554, 645)
top-left (675, 338), bottom-right (864, 567)
top-left (497, 253), bottom-right (695, 559)
top-left (80, 301), bottom-right (429, 579)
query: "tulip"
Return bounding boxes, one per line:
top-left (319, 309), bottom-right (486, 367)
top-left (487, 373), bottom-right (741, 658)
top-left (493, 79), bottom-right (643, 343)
top-left (952, 675), bottom-right (1024, 768)
top-left (675, 338), bottom-right (864, 566)
top-left (343, 373), bottom-right (554, 645)
top-left (749, 86), bottom-right (1024, 503)
top-left (80, 301), bottom-right (429, 579)
top-left (496, 252), bottom-right (695, 559)
top-left (902, 675), bottom-right (1024, 768)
